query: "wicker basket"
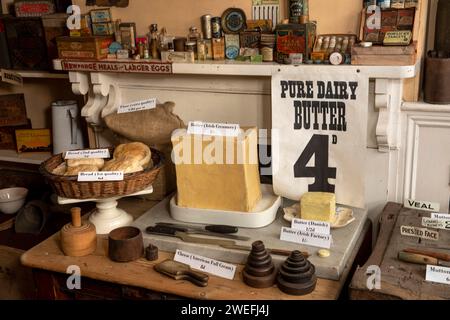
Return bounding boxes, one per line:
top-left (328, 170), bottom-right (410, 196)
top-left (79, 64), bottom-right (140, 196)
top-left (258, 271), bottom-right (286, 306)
top-left (39, 148), bottom-right (164, 200)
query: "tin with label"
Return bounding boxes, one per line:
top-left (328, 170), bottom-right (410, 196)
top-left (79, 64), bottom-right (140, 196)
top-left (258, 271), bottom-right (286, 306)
top-left (261, 47), bottom-right (273, 62)
top-left (211, 17), bottom-right (222, 38)
top-left (92, 22), bottom-right (114, 36)
top-left (90, 8), bottom-right (112, 24)
top-left (201, 14), bottom-right (212, 39)
top-left (225, 34), bottom-right (240, 60)
top-left (205, 39), bottom-right (213, 59)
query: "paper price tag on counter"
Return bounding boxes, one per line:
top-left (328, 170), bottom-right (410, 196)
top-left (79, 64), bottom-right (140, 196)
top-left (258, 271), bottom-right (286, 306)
top-left (280, 227), bottom-right (332, 249)
top-left (431, 213), bottom-right (450, 220)
top-left (174, 249), bottom-right (236, 280)
top-left (65, 149), bottom-right (110, 159)
top-left (187, 121), bottom-right (240, 137)
top-left (422, 217), bottom-right (450, 230)
top-left (291, 218), bottom-right (331, 235)
top-left (118, 98), bottom-right (156, 114)
top-left (426, 265), bottom-right (450, 286)
top-left (77, 171), bottom-right (124, 182)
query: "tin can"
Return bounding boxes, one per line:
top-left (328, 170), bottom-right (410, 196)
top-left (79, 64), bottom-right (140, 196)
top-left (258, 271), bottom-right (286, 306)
top-left (197, 40), bottom-right (207, 60)
top-left (211, 17), bottom-right (222, 38)
top-left (261, 47), bottom-right (273, 62)
top-left (201, 14), bottom-right (212, 39)
top-left (225, 34), bottom-right (239, 60)
top-left (289, 0), bottom-right (303, 24)
top-left (212, 37), bottom-right (225, 60)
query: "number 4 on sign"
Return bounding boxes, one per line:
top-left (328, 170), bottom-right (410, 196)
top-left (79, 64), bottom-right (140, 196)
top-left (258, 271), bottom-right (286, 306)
top-left (294, 134), bottom-right (336, 193)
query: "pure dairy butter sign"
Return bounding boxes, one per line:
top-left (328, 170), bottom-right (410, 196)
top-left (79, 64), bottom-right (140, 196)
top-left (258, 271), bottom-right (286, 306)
top-left (271, 70), bottom-right (368, 208)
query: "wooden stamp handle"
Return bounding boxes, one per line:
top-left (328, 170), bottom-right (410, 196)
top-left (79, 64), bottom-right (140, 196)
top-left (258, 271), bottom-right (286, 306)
top-left (71, 207), bottom-right (82, 227)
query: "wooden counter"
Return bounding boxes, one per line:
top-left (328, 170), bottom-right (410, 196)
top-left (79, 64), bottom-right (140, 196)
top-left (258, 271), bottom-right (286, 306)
top-left (21, 197), bottom-right (371, 300)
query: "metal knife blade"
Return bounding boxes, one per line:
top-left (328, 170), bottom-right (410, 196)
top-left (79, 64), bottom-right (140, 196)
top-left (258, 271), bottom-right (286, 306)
top-left (156, 222), bottom-right (238, 234)
top-left (146, 226), bottom-right (236, 246)
top-left (155, 223), bottom-right (249, 241)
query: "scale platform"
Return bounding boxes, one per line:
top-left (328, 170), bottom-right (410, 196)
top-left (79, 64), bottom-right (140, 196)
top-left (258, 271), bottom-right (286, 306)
top-left (133, 194), bottom-right (369, 281)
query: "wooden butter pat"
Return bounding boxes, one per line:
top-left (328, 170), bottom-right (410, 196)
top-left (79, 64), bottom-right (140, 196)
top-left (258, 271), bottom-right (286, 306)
top-left (300, 192), bottom-right (336, 222)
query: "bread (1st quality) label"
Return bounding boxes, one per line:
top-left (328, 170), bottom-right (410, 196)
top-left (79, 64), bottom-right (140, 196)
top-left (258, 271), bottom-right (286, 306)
top-left (77, 171), bottom-right (124, 182)
top-left (65, 149), bottom-right (110, 159)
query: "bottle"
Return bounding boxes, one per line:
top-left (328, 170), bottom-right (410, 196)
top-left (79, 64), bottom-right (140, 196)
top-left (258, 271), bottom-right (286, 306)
top-left (158, 27), bottom-right (168, 54)
top-left (137, 38), bottom-right (145, 57)
top-left (197, 39), bottom-right (207, 60)
top-left (187, 26), bottom-right (201, 59)
top-left (149, 24), bottom-right (159, 59)
top-left (143, 39), bottom-right (150, 59)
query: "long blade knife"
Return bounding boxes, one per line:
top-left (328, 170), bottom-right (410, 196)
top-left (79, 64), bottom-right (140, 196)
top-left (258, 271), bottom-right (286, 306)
top-left (146, 226), bottom-right (309, 257)
top-left (398, 251), bottom-right (450, 267)
top-left (156, 222), bottom-right (238, 234)
top-left (155, 223), bottom-right (249, 241)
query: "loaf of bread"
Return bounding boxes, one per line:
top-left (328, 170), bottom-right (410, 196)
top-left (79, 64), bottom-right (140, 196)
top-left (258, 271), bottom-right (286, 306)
top-left (102, 159), bottom-right (143, 174)
top-left (52, 162), bottom-right (67, 175)
top-left (67, 158), bottom-right (105, 169)
top-left (113, 142), bottom-right (151, 167)
top-left (64, 165), bottom-right (100, 176)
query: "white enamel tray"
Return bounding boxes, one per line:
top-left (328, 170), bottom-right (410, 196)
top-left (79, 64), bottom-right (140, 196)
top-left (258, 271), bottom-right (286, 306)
top-left (169, 184), bottom-right (281, 228)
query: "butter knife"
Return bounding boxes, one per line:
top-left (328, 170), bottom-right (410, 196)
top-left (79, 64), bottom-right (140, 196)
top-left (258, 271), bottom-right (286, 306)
top-left (155, 223), bottom-right (250, 241)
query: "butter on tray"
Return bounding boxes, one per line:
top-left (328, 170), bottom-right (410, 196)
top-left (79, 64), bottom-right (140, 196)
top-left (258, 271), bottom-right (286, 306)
top-left (300, 192), bottom-right (336, 222)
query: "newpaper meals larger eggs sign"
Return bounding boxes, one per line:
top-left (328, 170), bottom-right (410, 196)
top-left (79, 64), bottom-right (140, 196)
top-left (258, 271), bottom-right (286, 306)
top-left (271, 71), bottom-right (368, 208)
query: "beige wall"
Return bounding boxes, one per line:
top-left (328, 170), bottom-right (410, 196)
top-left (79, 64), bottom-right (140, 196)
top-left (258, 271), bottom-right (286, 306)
top-left (72, 0), bottom-right (363, 37)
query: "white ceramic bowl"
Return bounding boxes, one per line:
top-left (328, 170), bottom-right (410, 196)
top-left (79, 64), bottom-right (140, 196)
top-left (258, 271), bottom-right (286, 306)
top-left (0, 187), bottom-right (29, 214)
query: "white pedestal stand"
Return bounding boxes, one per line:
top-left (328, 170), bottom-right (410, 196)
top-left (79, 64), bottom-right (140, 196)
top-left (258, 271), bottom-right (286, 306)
top-left (57, 186), bottom-right (153, 234)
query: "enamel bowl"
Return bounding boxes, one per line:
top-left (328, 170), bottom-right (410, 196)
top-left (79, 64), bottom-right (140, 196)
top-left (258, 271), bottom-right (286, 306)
top-left (0, 187), bottom-right (28, 214)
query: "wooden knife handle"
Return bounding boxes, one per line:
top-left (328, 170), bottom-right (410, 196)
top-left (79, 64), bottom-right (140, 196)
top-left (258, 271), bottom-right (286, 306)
top-left (404, 248), bottom-right (450, 262)
top-left (398, 251), bottom-right (438, 266)
top-left (184, 270), bottom-right (209, 283)
top-left (180, 274), bottom-right (209, 287)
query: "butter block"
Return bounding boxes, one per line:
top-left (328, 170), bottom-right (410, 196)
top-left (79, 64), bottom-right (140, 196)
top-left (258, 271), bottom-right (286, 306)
top-left (300, 192), bottom-right (336, 222)
top-left (171, 127), bottom-right (261, 212)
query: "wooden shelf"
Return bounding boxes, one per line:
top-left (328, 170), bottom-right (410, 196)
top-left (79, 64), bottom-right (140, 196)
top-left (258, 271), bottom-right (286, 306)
top-left (0, 150), bottom-right (51, 165)
top-left (1, 69), bottom-right (68, 79)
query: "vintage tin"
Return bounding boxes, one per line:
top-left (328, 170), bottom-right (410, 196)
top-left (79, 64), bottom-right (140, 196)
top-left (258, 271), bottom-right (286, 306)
top-left (201, 14), bottom-right (212, 39)
top-left (239, 31), bottom-right (260, 49)
top-left (246, 20), bottom-right (273, 32)
top-left (212, 37), bottom-right (225, 60)
top-left (57, 36), bottom-right (114, 60)
top-left (397, 8), bottom-right (415, 29)
top-left (211, 17), bottom-right (222, 38)
top-left (119, 22), bottom-right (136, 50)
top-left (92, 22), bottom-right (114, 36)
top-left (377, 0), bottom-right (391, 9)
top-left (173, 37), bottom-right (186, 52)
top-left (381, 9), bottom-right (398, 27)
top-left (14, 1), bottom-right (55, 17)
top-left (0, 122), bottom-right (31, 150)
top-left (15, 128), bottom-right (51, 153)
top-left (116, 49), bottom-right (129, 59)
top-left (225, 34), bottom-right (240, 60)
top-left (275, 23), bottom-right (316, 63)
top-left (90, 8), bottom-right (112, 23)
top-left (404, 0), bottom-right (418, 8)
top-left (261, 47), bottom-right (273, 62)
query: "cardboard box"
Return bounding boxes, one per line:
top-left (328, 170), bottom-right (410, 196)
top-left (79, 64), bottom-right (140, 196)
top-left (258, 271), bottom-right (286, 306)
top-left (92, 22), bottom-right (114, 36)
top-left (57, 36), bottom-right (113, 60)
top-left (90, 8), bottom-right (112, 23)
top-left (15, 129), bottom-right (51, 153)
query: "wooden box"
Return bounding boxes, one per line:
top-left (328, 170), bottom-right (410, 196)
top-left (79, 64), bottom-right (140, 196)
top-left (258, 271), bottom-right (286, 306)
top-left (2, 17), bottom-right (49, 70)
top-left (351, 42), bottom-right (417, 66)
top-left (0, 94), bottom-right (28, 127)
top-left (56, 36), bottom-right (113, 60)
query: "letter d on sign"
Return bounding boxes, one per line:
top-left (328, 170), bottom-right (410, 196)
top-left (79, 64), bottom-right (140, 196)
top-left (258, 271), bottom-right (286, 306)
top-left (66, 5), bottom-right (81, 30)
top-left (66, 265), bottom-right (81, 290)
top-left (366, 265), bottom-right (381, 290)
